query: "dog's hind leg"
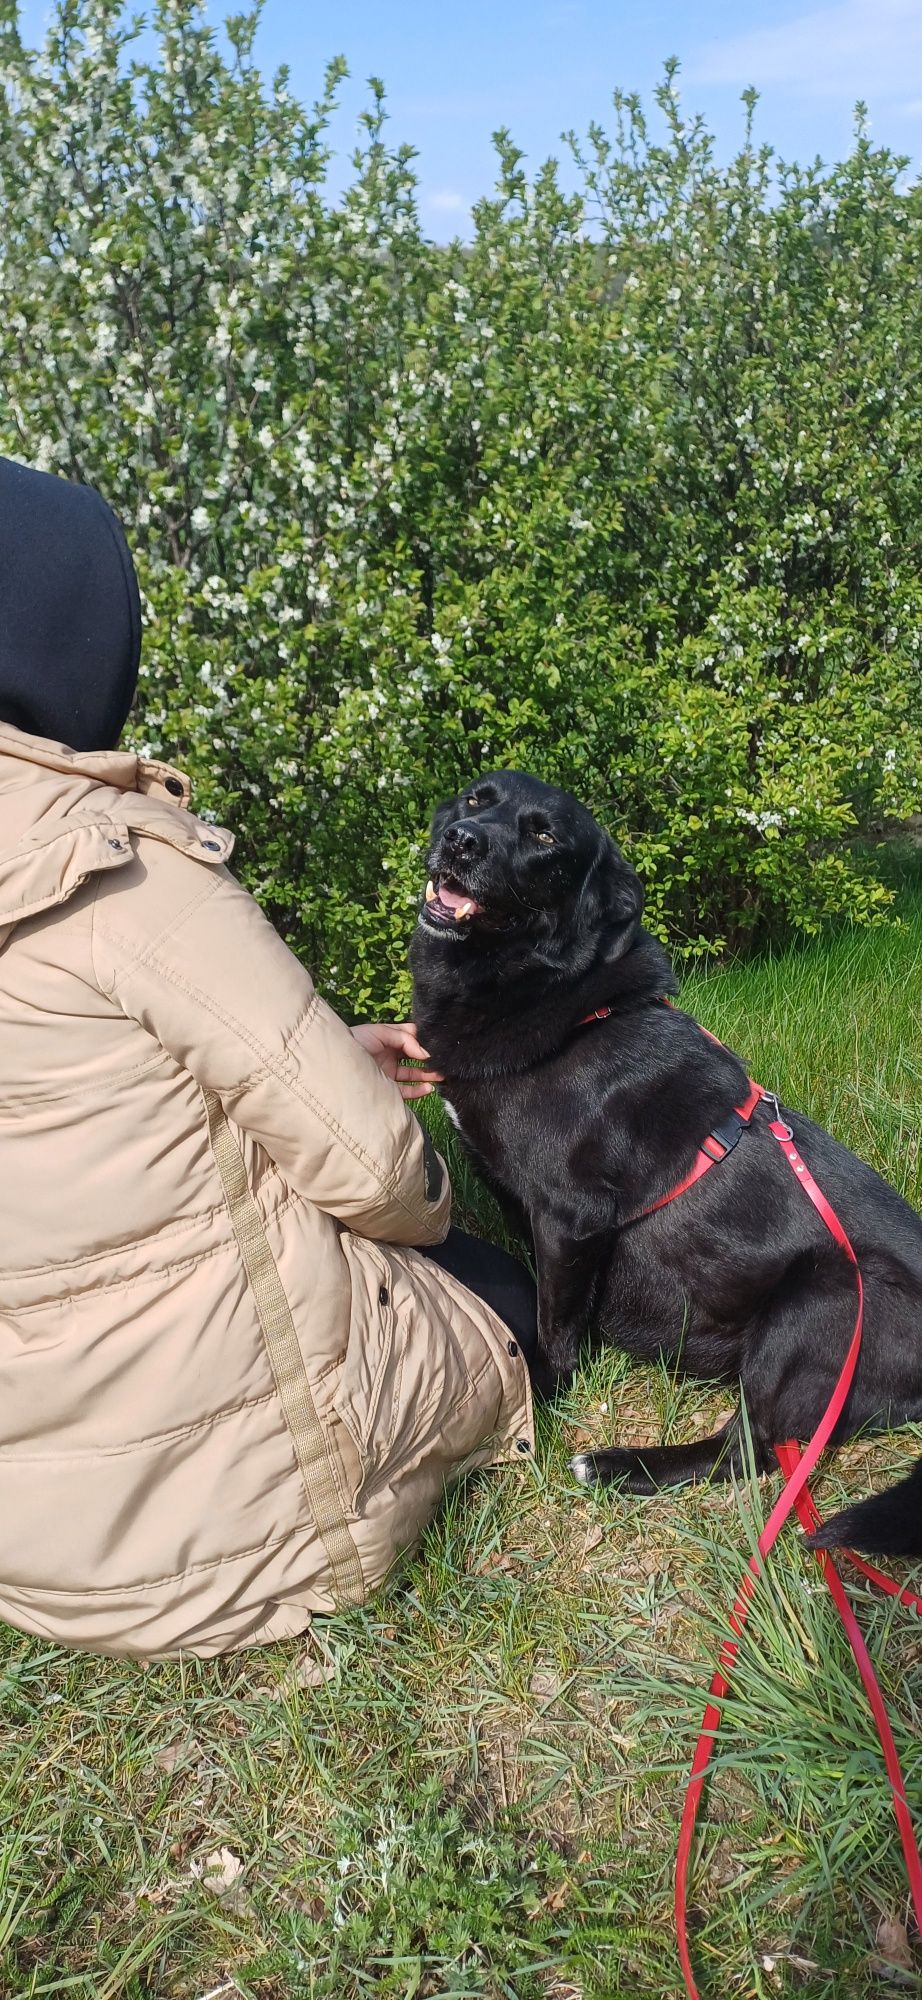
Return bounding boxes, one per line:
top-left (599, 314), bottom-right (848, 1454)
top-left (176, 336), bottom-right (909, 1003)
top-left (570, 1415), bottom-right (766, 1493)
top-left (575, 1254), bottom-right (866, 1494)
top-left (806, 1456), bottom-right (922, 1556)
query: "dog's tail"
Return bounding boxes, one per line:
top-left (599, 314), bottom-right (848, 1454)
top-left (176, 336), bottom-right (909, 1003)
top-left (805, 1455), bottom-right (922, 1558)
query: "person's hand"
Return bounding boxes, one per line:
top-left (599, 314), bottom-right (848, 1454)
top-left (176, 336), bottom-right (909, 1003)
top-left (350, 1022), bottom-right (444, 1100)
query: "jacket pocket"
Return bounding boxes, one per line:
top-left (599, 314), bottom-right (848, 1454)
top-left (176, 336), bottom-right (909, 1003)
top-left (334, 1234), bottom-right (477, 1504)
top-left (334, 1237), bottom-right (399, 1482)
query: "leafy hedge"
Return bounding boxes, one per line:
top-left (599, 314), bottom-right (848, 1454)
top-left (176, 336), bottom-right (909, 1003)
top-left (2, 1), bottom-right (921, 1012)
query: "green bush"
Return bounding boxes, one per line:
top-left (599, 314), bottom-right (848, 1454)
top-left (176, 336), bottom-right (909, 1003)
top-left (2, 1), bottom-right (921, 1012)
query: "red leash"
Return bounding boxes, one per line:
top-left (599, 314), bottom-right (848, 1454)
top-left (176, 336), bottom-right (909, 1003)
top-left (777, 1444), bottom-right (922, 1909)
top-left (673, 1111), bottom-right (922, 1997)
top-left (577, 1004), bottom-right (922, 1990)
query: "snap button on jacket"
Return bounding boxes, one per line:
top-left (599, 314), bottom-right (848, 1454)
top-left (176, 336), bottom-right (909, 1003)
top-left (0, 725), bottom-right (533, 1657)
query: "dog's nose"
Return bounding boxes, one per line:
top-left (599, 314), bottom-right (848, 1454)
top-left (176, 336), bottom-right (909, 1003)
top-left (443, 821), bottom-right (486, 867)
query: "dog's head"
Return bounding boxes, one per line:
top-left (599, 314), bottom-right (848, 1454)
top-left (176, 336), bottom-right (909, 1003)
top-left (417, 770), bottom-right (643, 964)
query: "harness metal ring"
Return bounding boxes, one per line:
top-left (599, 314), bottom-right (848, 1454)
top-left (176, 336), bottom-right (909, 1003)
top-left (762, 1089), bottom-right (794, 1140)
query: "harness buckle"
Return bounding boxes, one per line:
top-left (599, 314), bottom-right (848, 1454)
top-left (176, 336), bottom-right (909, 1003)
top-left (702, 1110), bottom-right (746, 1160)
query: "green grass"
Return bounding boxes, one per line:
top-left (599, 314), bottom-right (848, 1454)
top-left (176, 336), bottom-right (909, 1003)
top-left (4, 848), bottom-right (922, 1999)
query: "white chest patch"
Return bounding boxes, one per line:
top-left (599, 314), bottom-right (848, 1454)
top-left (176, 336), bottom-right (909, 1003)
top-left (442, 1097), bottom-right (463, 1133)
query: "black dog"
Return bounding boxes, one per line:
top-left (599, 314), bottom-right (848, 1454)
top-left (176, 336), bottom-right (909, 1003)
top-left (409, 770), bottom-right (922, 1559)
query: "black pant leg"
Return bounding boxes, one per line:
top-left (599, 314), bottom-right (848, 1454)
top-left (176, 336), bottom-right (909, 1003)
top-left (420, 1226), bottom-right (540, 1377)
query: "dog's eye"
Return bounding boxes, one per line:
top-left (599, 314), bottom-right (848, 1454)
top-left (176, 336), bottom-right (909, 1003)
top-left (535, 829), bottom-right (556, 845)
top-left (466, 795), bottom-right (479, 810)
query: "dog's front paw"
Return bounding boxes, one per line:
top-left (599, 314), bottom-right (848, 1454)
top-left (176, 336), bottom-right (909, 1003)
top-left (540, 1330), bottom-right (581, 1379)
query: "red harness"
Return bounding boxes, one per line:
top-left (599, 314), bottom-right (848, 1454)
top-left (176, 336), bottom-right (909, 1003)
top-left (580, 1000), bottom-right (764, 1221)
top-left (579, 1001), bottom-right (922, 1996)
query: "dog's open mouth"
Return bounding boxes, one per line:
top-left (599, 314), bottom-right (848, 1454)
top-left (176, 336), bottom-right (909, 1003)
top-left (421, 875), bottom-right (485, 927)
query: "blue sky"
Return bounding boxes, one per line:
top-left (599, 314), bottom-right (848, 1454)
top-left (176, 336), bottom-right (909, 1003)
top-left (15, 0), bottom-right (922, 231)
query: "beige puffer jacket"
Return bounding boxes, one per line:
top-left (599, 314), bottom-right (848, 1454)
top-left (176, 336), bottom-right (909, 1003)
top-left (0, 725), bottom-right (533, 1657)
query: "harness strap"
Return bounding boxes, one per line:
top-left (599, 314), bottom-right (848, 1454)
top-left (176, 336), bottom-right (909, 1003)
top-left (627, 1077), bottom-right (764, 1223)
top-left (578, 997), bottom-right (763, 1224)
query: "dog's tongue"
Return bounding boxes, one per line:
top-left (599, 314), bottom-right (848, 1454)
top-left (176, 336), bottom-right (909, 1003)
top-left (438, 884), bottom-right (483, 915)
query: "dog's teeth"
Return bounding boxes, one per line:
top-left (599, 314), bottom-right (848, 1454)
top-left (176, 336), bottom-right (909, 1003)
top-left (454, 900), bottom-right (474, 920)
top-left (425, 879), bottom-right (436, 904)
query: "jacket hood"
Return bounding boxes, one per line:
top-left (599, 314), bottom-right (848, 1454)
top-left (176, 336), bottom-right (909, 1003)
top-left (0, 456), bottom-right (141, 752)
top-left (0, 724), bottom-right (234, 947)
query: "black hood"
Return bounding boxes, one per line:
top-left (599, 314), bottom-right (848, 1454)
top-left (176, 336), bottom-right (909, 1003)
top-left (0, 456), bottom-right (142, 753)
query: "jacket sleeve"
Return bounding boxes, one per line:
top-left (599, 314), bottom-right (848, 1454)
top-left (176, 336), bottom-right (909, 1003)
top-left (91, 844), bottom-right (451, 1247)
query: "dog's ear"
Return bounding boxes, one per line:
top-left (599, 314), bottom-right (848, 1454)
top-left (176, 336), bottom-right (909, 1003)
top-left (580, 833), bottom-right (644, 955)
